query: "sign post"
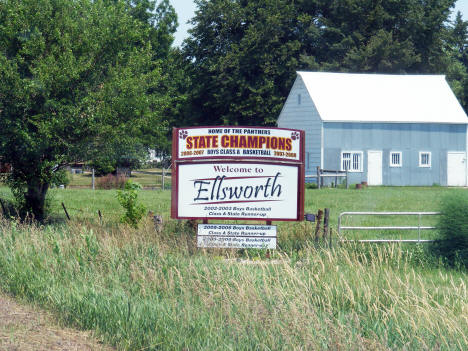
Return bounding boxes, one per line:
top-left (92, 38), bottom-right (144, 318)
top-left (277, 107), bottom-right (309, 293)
top-left (171, 126), bottom-right (305, 249)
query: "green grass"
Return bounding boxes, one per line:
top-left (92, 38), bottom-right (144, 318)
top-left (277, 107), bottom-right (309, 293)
top-left (1, 185), bottom-right (456, 241)
top-left (0, 185), bottom-right (459, 245)
top-left (0, 186), bottom-right (466, 350)
top-left (0, 185), bottom-right (459, 244)
top-left (68, 169), bottom-right (171, 188)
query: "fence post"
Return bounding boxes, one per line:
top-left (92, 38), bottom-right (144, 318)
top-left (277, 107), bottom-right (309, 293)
top-left (92, 168), bottom-right (95, 190)
top-left (162, 168), bottom-right (165, 190)
top-left (345, 168), bottom-right (349, 189)
top-left (317, 166), bottom-right (321, 189)
top-left (314, 209), bottom-right (323, 242)
top-left (323, 208), bottom-right (330, 244)
top-left (61, 202), bottom-right (70, 220)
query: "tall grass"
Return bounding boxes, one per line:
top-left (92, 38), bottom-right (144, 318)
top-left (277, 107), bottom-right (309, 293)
top-left (0, 218), bottom-right (466, 350)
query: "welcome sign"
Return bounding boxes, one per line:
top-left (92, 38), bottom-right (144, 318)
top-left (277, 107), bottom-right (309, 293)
top-left (176, 162), bottom-right (299, 220)
top-left (171, 126), bottom-right (305, 222)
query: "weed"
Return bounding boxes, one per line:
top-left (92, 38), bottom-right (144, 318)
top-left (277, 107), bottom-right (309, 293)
top-left (116, 181), bottom-right (146, 228)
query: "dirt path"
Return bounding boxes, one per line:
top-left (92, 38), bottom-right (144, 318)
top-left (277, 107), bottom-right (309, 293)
top-left (0, 294), bottom-right (113, 351)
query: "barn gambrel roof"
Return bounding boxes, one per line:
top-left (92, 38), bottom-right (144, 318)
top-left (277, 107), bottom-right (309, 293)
top-left (297, 72), bottom-right (468, 124)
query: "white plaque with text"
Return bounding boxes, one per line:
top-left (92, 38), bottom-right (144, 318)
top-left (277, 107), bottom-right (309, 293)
top-left (197, 224), bottom-right (276, 249)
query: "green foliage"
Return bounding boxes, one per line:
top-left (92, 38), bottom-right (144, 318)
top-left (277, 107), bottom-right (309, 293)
top-left (0, 0), bottom-right (174, 221)
top-left (430, 193), bottom-right (468, 268)
top-left (51, 169), bottom-right (71, 188)
top-left (447, 11), bottom-right (468, 112)
top-left (305, 182), bottom-right (318, 189)
top-left (116, 180), bottom-right (146, 227)
top-left (125, 0), bottom-right (178, 60)
top-left (184, 0), bottom-right (300, 126)
top-left (88, 142), bottom-right (149, 176)
top-left (88, 157), bottom-right (116, 177)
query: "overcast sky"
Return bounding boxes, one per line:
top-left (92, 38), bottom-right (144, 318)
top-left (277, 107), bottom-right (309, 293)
top-left (171, 0), bottom-right (468, 47)
top-left (171, 0), bottom-right (197, 47)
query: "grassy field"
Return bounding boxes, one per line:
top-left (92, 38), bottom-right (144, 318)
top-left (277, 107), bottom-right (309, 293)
top-left (0, 185), bottom-right (457, 241)
top-left (68, 169), bottom-right (171, 188)
top-left (0, 186), bottom-right (466, 350)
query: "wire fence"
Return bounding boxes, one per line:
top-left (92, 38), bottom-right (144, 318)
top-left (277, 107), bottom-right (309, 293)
top-left (338, 211), bottom-right (440, 243)
top-left (68, 168), bottom-right (172, 190)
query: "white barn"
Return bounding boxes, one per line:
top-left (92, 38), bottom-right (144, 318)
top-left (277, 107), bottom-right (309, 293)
top-left (278, 72), bottom-right (468, 186)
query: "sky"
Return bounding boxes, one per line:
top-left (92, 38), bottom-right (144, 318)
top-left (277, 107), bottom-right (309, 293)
top-left (171, 0), bottom-right (197, 47)
top-left (170, 0), bottom-right (468, 47)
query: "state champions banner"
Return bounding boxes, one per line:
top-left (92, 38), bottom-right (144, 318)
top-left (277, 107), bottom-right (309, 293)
top-left (171, 126), bottom-right (305, 221)
top-left (175, 126), bottom-right (302, 162)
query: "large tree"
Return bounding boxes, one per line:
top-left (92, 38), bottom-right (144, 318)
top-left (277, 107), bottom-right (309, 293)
top-left (184, 0), bottom-right (301, 126)
top-left (446, 11), bottom-right (468, 111)
top-left (182, 0), bottom-right (467, 126)
top-left (0, 0), bottom-right (172, 221)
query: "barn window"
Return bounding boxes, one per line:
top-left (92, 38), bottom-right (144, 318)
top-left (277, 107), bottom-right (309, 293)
top-left (419, 152), bottom-right (431, 167)
top-left (390, 152), bottom-right (402, 167)
top-left (341, 151), bottom-right (363, 172)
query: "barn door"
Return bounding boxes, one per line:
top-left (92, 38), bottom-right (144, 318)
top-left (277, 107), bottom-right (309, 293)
top-left (447, 152), bottom-right (466, 186)
top-left (367, 151), bottom-right (382, 185)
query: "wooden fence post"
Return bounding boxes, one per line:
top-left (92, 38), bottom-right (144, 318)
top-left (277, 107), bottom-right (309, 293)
top-left (62, 202), bottom-right (70, 220)
top-left (323, 208), bottom-right (330, 244)
top-left (162, 168), bottom-right (165, 190)
top-left (314, 209), bottom-right (323, 242)
top-left (317, 166), bottom-right (321, 189)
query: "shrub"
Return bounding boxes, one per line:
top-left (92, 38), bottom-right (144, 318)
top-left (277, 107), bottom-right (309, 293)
top-left (430, 193), bottom-right (468, 268)
top-left (116, 180), bottom-right (146, 228)
top-left (87, 158), bottom-right (115, 177)
top-left (95, 174), bottom-right (127, 190)
top-left (51, 169), bottom-right (71, 188)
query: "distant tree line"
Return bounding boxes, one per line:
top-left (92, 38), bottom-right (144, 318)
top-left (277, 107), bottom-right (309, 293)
top-left (1, 0), bottom-right (467, 220)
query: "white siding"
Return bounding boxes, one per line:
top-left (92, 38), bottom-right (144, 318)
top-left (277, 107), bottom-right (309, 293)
top-left (278, 76), bottom-right (322, 173)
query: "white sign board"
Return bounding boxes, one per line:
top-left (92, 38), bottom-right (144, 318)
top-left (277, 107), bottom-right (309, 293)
top-left (197, 224), bottom-right (276, 249)
top-left (176, 162), bottom-right (299, 220)
top-left (176, 127), bottom-right (302, 162)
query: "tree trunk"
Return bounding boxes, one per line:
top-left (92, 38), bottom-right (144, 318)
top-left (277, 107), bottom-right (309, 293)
top-left (24, 182), bottom-right (49, 222)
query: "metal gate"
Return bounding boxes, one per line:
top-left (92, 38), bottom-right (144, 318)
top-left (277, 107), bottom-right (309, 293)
top-left (338, 211), bottom-right (440, 243)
